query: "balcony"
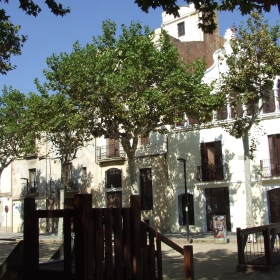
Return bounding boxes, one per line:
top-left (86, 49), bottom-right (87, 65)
top-left (260, 159), bottom-right (280, 177)
top-left (195, 163), bottom-right (230, 182)
top-left (96, 144), bottom-right (126, 162)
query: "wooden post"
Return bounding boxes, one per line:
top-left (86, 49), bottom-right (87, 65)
top-left (130, 195), bottom-right (142, 280)
top-left (263, 227), bottom-right (272, 266)
top-left (236, 227), bottom-right (245, 265)
top-left (183, 245), bottom-right (194, 280)
top-left (74, 194), bottom-right (94, 280)
top-left (64, 210), bottom-right (72, 275)
top-left (23, 197), bottom-right (39, 280)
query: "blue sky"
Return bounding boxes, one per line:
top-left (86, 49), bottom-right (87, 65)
top-left (1, 1), bottom-right (279, 94)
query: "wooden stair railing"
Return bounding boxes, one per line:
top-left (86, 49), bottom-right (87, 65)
top-left (23, 194), bottom-right (194, 280)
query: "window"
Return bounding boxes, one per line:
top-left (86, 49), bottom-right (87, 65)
top-left (140, 168), bottom-right (153, 210)
top-left (140, 135), bottom-right (150, 145)
top-left (268, 134), bottom-right (280, 176)
top-left (176, 120), bottom-right (185, 127)
top-left (262, 90), bottom-right (276, 114)
top-left (216, 104), bottom-right (228, 120)
top-left (105, 168), bottom-right (122, 188)
top-left (200, 141), bottom-right (223, 181)
top-left (177, 22), bottom-right (185, 37)
top-left (178, 193), bottom-right (194, 226)
top-left (29, 168), bottom-right (37, 193)
top-left (82, 167), bottom-right (87, 176)
top-left (63, 163), bottom-right (72, 188)
top-left (107, 139), bottom-right (120, 158)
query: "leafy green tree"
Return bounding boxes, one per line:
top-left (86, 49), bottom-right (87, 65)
top-left (41, 20), bottom-right (222, 194)
top-left (0, 0), bottom-right (69, 74)
top-left (28, 90), bottom-right (92, 190)
top-left (218, 12), bottom-right (280, 227)
top-left (0, 86), bottom-right (36, 192)
top-left (28, 90), bottom-right (91, 239)
top-left (136, 0), bottom-right (280, 33)
top-left (0, 12), bottom-right (27, 74)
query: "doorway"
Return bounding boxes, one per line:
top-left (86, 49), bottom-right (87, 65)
top-left (205, 187), bottom-right (231, 231)
top-left (268, 188), bottom-right (280, 223)
top-left (106, 191), bottom-right (122, 208)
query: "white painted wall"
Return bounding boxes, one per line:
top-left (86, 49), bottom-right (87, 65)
top-left (161, 4), bottom-right (203, 42)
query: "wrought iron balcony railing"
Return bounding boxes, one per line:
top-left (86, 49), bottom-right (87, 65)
top-left (260, 159), bottom-right (280, 177)
top-left (195, 163), bottom-right (230, 182)
top-left (96, 144), bottom-right (126, 161)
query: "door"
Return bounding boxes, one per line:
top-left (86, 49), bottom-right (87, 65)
top-left (107, 191), bottom-right (122, 208)
top-left (12, 201), bottom-right (23, 233)
top-left (140, 168), bottom-right (153, 210)
top-left (268, 188), bottom-right (280, 223)
top-left (178, 193), bottom-right (195, 226)
top-left (205, 187), bottom-right (231, 231)
top-left (268, 134), bottom-right (280, 176)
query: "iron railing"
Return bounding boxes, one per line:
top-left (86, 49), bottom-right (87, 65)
top-left (196, 163), bottom-right (229, 182)
top-left (260, 159), bottom-right (280, 177)
top-left (236, 223), bottom-right (280, 272)
top-left (96, 144), bottom-right (126, 161)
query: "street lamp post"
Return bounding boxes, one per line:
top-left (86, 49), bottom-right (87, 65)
top-left (177, 158), bottom-right (190, 243)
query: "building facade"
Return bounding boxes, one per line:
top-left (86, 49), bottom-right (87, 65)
top-left (1, 5), bottom-right (279, 234)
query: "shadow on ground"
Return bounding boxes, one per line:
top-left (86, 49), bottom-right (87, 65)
top-left (162, 246), bottom-right (280, 280)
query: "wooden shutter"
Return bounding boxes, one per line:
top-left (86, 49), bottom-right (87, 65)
top-left (107, 139), bottom-right (120, 157)
top-left (140, 135), bottom-right (150, 145)
top-left (263, 90), bottom-right (275, 113)
top-left (216, 104), bottom-right (227, 120)
top-left (268, 134), bottom-right (280, 176)
top-left (214, 141), bottom-right (223, 180)
top-left (200, 141), bottom-right (223, 181)
top-left (140, 168), bottom-right (153, 210)
top-left (188, 117), bottom-right (198, 125)
top-left (200, 143), bottom-right (208, 181)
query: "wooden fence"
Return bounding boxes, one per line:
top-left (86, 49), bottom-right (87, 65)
top-left (236, 223), bottom-right (280, 272)
top-left (23, 194), bottom-right (194, 280)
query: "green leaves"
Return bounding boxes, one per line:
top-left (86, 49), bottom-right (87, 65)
top-left (219, 11), bottom-right (280, 153)
top-left (39, 20), bottom-right (221, 165)
top-left (0, 86), bottom-right (36, 175)
top-left (135, 0), bottom-right (280, 34)
top-left (0, 0), bottom-right (70, 75)
top-left (0, 9), bottom-right (27, 74)
top-left (27, 91), bottom-right (92, 164)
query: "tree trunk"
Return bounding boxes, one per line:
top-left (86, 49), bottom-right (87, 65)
top-left (242, 130), bottom-right (254, 227)
top-left (57, 162), bottom-right (67, 241)
top-left (120, 137), bottom-right (139, 194)
top-left (127, 155), bottom-right (138, 194)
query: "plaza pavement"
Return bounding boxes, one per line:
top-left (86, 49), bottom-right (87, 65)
top-left (1, 232), bottom-right (280, 279)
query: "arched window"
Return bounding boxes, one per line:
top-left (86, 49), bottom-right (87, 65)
top-left (178, 193), bottom-right (194, 226)
top-left (105, 168), bottom-right (122, 188)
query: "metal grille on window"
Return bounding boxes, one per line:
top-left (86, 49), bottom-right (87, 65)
top-left (105, 168), bottom-right (122, 188)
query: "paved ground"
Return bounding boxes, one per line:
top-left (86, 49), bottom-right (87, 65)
top-left (1, 232), bottom-right (280, 279)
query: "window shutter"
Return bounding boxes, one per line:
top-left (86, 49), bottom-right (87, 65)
top-left (214, 141), bottom-right (223, 180)
top-left (216, 104), bottom-right (227, 120)
top-left (140, 168), bottom-right (153, 210)
top-left (107, 139), bottom-right (120, 157)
